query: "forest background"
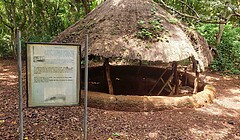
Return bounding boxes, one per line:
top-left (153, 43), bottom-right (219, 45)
top-left (0, 0), bottom-right (239, 75)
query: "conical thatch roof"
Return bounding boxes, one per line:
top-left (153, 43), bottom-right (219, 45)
top-left (52, 0), bottom-right (212, 70)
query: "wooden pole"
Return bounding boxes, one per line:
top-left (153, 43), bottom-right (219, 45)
top-left (104, 58), bottom-right (114, 95)
top-left (172, 61), bottom-right (179, 95)
top-left (193, 61), bottom-right (199, 94)
top-left (191, 56), bottom-right (197, 72)
top-left (184, 67), bottom-right (188, 86)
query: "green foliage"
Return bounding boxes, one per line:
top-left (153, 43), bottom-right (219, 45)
top-left (137, 19), bottom-right (163, 41)
top-left (136, 3), bottom-right (164, 42)
top-left (0, 0), bottom-right (100, 59)
top-left (154, 0), bottom-right (240, 33)
top-left (198, 24), bottom-right (240, 75)
top-left (0, 35), bottom-right (12, 58)
top-left (154, 0), bottom-right (239, 75)
top-left (138, 28), bottom-right (153, 40)
top-left (113, 133), bottom-right (120, 137)
top-left (166, 18), bottom-right (178, 24)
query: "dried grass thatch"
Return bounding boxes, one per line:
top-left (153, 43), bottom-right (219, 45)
top-left (52, 0), bottom-right (212, 70)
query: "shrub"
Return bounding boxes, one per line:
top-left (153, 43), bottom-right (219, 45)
top-left (197, 24), bottom-right (240, 75)
top-left (0, 35), bottom-right (13, 59)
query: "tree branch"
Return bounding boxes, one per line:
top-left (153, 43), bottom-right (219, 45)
top-left (231, 6), bottom-right (240, 18)
top-left (0, 13), bottom-right (14, 29)
top-left (177, 0), bottom-right (200, 18)
top-left (199, 20), bottom-right (226, 24)
top-left (54, 0), bottom-right (60, 16)
top-left (158, 0), bottom-right (236, 25)
top-left (10, 0), bottom-right (16, 30)
top-left (3, 0), bottom-right (13, 23)
top-left (19, 0), bottom-right (27, 30)
top-left (24, 0), bottom-right (35, 41)
top-left (27, 0), bottom-right (35, 28)
top-left (159, 0), bottom-right (199, 20)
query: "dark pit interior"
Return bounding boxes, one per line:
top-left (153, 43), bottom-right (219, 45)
top-left (81, 65), bottom-right (205, 96)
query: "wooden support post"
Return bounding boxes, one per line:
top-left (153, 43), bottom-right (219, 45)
top-left (104, 58), bottom-right (114, 95)
top-left (191, 56), bottom-right (197, 72)
top-left (193, 72), bottom-right (199, 94)
top-left (193, 61), bottom-right (199, 94)
top-left (184, 67), bottom-right (188, 86)
top-left (172, 61), bottom-right (179, 95)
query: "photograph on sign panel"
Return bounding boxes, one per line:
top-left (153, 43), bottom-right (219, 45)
top-left (44, 87), bottom-right (66, 103)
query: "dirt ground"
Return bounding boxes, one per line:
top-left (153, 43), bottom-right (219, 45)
top-left (0, 59), bottom-right (239, 140)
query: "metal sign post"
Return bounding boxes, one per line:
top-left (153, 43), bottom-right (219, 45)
top-left (17, 30), bottom-right (24, 140)
top-left (84, 34), bottom-right (88, 140)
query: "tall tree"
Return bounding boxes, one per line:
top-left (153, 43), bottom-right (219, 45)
top-left (0, 0), bottom-right (100, 58)
top-left (0, 0), bottom-right (34, 57)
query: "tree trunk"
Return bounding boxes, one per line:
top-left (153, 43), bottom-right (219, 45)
top-left (216, 1), bottom-right (228, 47)
top-left (10, 28), bottom-right (17, 59)
top-left (41, 0), bottom-right (48, 32)
top-left (82, 0), bottom-right (90, 14)
top-left (216, 22), bottom-right (225, 47)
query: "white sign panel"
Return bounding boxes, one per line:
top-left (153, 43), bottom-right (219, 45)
top-left (27, 43), bottom-right (80, 107)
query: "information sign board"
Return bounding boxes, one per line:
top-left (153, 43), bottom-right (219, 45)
top-left (27, 43), bottom-right (80, 107)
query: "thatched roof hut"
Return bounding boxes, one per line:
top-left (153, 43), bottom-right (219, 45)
top-left (52, 0), bottom-right (212, 71)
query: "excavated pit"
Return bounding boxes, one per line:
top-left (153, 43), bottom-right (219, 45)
top-left (81, 65), bottom-right (216, 111)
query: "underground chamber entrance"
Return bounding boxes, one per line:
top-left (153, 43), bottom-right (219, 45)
top-left (80, 65), bottom-right (216, 111)
top-left (81, 65), bottom-right (204, 96)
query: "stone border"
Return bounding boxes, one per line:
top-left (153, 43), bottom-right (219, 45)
top-left (81, 84), bottom-right (217, 112)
